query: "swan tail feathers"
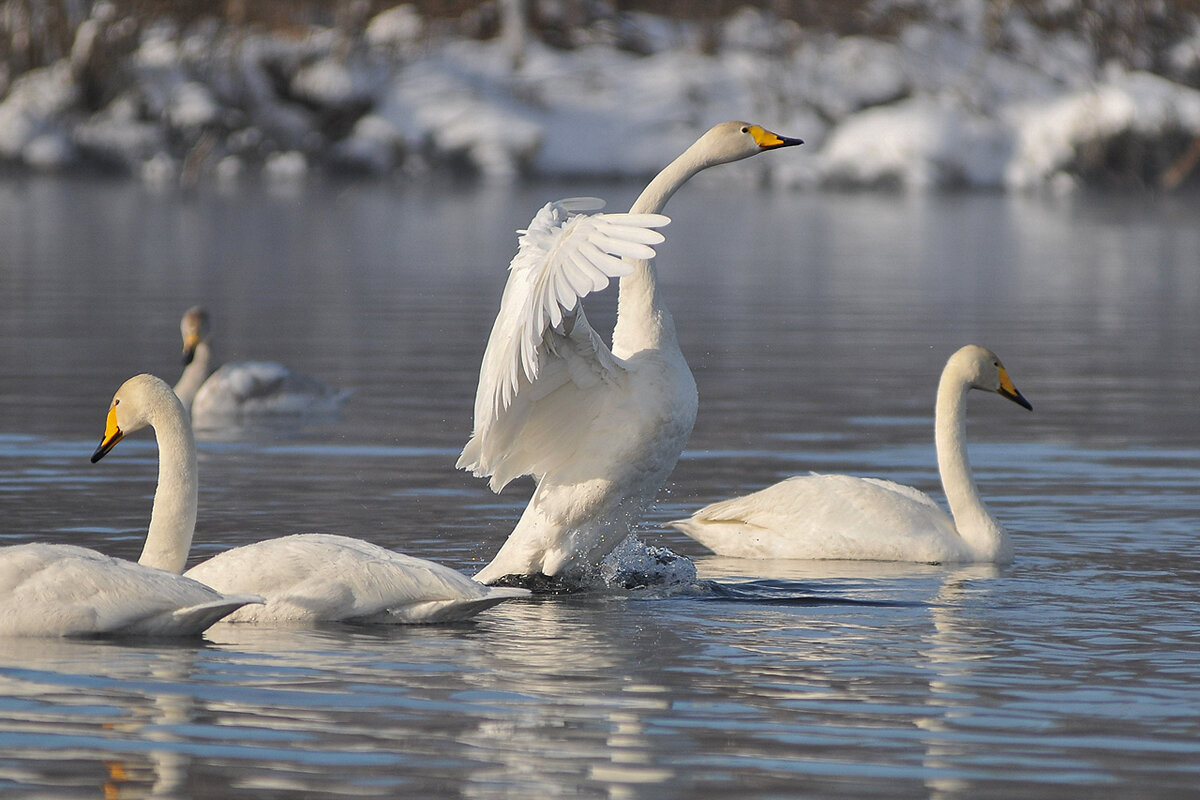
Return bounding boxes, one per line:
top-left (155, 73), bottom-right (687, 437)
top-left (666, 517), bottom-right (763, 557)
top-left (372, 586), bottom-right (530, 624)
top-left (108, 593), bottom-right (262, 637)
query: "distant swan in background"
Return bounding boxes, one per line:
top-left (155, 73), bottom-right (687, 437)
top-left (95, 374), bottom-right (528, 624)
top-left (458, 121), bottom-right (802, 588)
top-left (173, 306), bottom-right (350, 423)
top-left (669, 345), bottom-right (1032, 564)
top-left (0, 377), bottom-right (259, 638)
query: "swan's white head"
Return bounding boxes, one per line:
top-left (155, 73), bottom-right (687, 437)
top-left (91, 374), bottom-right (182, 463)
top-left (180, 306), bottom-right (211, 365)
top-left (949, 345), bottom-right (1033, 410)
top-left (691, 121), bottom-right (803, 167)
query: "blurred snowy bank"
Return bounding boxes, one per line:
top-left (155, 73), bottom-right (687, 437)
top-left (2, 0), bottom-right (1199, 192)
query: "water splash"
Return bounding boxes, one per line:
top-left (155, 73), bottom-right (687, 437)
top-left (598, 535), bottom-right (698, 592)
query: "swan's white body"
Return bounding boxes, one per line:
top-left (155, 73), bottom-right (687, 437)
top-left (173, 307), bottom-right (350, 421)
top-left (96, 374), bottom-right (526, 623)
top-left (185, 534), bottom-right (527, 624)
top-left (0, 544), bottom-right (256, 638)
top-left (459, 122), bottom-right (802, 586)
top-left (669, 346), bottom-right (1032, 564)
top-left (0, 375), bottom-right (259, 638)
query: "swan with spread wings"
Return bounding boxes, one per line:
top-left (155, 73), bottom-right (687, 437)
top-left (458, 122), bottom-right (802, 588)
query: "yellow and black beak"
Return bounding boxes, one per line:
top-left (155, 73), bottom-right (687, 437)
top-left (997, 367), bottom-right (1033, 411)
top-left (749, 125), bottom-right (804, 151)
top-left (91, 405), bottom-right (125, 463)
top-left (181, 332), bottom-right (201, 366)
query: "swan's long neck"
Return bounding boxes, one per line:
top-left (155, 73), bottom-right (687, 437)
top-left (934, 376), bottom-right (1010, 561)
top-left (173, 341), bottom-right (211, 412)
top-left (138, 394), bottom-right (199, 574)
top-left (611, 148), bottom-right (708, 357)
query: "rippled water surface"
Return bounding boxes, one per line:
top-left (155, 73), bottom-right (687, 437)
top-left (1, 177), bottom-right (1199, 799)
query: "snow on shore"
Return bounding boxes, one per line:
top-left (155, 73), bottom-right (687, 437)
top-left (1, 2), bottom-right (1198, 191)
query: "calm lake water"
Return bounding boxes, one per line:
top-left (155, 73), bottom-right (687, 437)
top-left (1, 175), bottom-right (1199, 798)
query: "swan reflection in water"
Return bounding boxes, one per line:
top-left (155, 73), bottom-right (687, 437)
top-left (0, 638), bottom-right (201, 798)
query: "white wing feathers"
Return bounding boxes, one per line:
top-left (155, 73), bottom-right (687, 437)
top-left (492, 197), bottom-right (668, 416)
top-left (458, 197), bottom-right (670, 490)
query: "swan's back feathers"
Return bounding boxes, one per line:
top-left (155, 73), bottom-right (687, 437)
top-left (459, 198), bottom-right (669, 491)
top-left (0, 544), bottom-right (259, 637)
top-left (184, 534), bottom-right (527, 624)
top-left (669, 473), bottom-right (965, 561)
top-left (193, 361), bottom-right (351, 418)
top-left (208, 361), bottom-right (290, 401)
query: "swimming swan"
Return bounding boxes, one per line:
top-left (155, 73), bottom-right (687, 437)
top-left (458, 122), bottom-right (802, 587)
top-left (0, 379), bottom-right (260, 638)
top-left (94, 374), bottom-right (528, 623)
top-left (173, 306), bottom-right (350, 421)
top-left (0, 545), bottom-right (258, 637)
top-left (668, 345), bottom-right (1032, 564)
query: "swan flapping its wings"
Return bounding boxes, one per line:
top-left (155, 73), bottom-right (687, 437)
top-left (458, 122), bottom-right (802, 586)
top-left (458, 197), bottom-right (669, 492)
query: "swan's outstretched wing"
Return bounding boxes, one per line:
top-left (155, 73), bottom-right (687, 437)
top-left (458, 197), bottom-right (670, 491)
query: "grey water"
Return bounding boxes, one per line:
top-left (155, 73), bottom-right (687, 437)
top-left (1, 175), bottom-right (1199, 799)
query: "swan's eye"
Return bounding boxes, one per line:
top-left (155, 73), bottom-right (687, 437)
top-left (114, 399), bottom-right (120, 406)
top-left (740, 126), bottom-right (749, 134)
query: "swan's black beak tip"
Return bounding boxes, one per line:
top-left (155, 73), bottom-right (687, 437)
top-left (91, 432), bottom-right (123, 463)
top-left (1001, 388), bottom-right (1032, 411)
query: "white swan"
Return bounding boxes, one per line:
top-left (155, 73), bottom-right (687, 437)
top-left (173, 306), bottom-right (350, 421)
top-left (94, 374), bottom-right (528, 623)
top-left (668, 345), bottom-right (1032, 564)
top-left (458, 122), bottom-right (802, 587)
top-left (184, 534), bottom-right (527, 624)
top-left (0, 378), bottom-right (260, 638)
top-left (0, 545), bottom-right (258, 638)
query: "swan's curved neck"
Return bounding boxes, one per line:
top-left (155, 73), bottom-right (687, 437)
top-left (612, 148), bottom-right (708, 357)
top-left (173, 341), bottom-right (212, 411)
top-left (138, 394), bottom-right (199, 573)
top-left (934, 377), bottom-right (1010, 561)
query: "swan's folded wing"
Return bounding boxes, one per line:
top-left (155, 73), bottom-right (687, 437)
top-left (0, 545), bottom-right (258, 637)
top-left (209, 362), bottom-right (290, 402)
top-left (184, 534), bottom-right (527, 624)
top-left (677, 474), bottom-right (942, 530)
top-left (458, 198), bottom-right (669, 491)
